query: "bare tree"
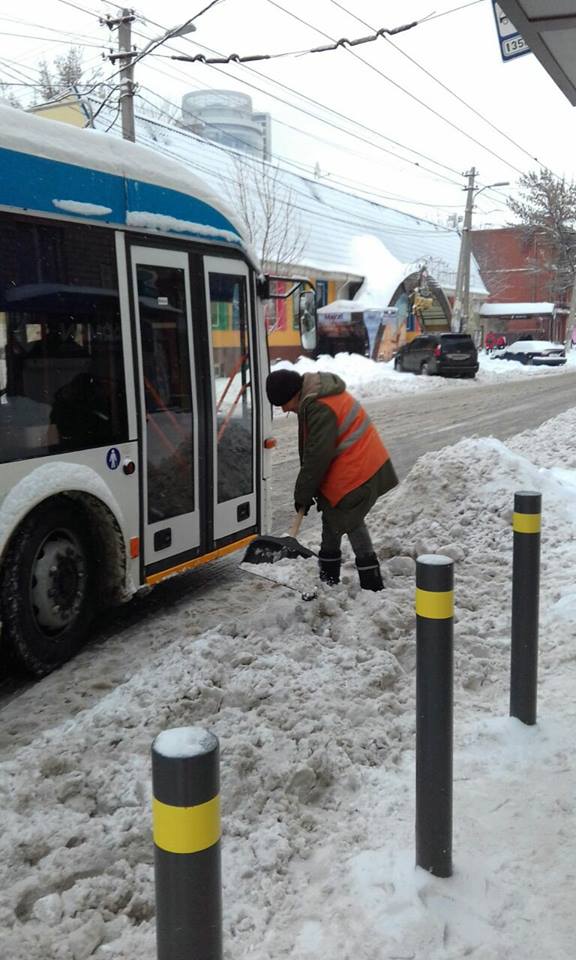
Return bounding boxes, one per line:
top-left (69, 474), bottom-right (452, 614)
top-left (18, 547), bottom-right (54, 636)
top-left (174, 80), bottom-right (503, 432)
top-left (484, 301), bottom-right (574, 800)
top-left (0, 83), bottom-right (21, 109)
top-left (225, 154), bottom-right (307, 272)
top-left (38, 48), bottom-right (83, 100)
top-left (137, 95), bottom-right (180, 144)
top-left (507, 168), bottom-right (576, 303)
top-left (36, 47), bottom-right (102, 105)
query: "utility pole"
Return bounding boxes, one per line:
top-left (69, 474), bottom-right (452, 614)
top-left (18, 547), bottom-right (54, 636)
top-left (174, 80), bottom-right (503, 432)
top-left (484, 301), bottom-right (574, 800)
top-left (566, 273), bottom-right (576, 348)
top-left (451, 167), bottom-right (477, 333)
top-left (103, 8), bottom-right (136, 142)
top-left (102, 11), bottom-right (196, 143)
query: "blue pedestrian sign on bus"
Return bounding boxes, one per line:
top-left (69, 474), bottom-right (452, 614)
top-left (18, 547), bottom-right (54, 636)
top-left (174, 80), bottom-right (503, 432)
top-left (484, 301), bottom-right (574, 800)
top-left (492, 1), bottom-right (530, 62)
top-left (106, 447), bottom-right (121, 470)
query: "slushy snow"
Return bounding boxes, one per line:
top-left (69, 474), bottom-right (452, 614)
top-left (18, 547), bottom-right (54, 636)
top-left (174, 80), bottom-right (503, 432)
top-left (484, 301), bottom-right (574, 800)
top-left (0, 357), bottom-right (575, 959)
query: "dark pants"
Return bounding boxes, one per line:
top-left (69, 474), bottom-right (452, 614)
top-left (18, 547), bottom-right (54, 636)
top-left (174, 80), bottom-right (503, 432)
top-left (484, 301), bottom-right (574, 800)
top-left (320, 517), bottom-right (374, 558)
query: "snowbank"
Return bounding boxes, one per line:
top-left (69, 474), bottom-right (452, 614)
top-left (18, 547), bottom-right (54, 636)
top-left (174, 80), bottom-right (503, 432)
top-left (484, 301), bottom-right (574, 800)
top-left (1, 409), bottom-right (576, 958)
top-left (268, 346), bottom-right (576, 407)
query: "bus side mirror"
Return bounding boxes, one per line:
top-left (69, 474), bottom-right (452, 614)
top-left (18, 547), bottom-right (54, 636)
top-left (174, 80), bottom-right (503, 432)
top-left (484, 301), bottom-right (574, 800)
top-left (298, 291), bottom-right (317, 352)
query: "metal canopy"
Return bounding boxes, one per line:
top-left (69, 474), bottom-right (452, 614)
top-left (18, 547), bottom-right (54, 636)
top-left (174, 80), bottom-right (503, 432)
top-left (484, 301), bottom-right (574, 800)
top-left (497, 1), bottom-right (576, 104)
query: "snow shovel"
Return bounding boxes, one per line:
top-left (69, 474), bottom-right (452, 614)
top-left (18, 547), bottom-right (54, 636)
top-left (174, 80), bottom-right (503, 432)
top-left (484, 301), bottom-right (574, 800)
top-left (242, 509), bottom-right (316, 565)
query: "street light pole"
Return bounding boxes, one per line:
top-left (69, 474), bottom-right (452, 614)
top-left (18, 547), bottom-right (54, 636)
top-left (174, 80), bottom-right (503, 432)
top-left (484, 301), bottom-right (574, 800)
top-left (451, 167), bottom-right (477, 333)
top-left (451, 172), bottom-right (510, 334)
top-left (118, 8), bottom-right (136, 142)
top-left (103, 12), bottom-right (197, 142)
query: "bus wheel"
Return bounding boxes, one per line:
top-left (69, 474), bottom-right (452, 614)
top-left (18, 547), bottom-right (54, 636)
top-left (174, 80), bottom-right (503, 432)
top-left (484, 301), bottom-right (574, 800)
top-left (0, 502), bottom-right (95, 677)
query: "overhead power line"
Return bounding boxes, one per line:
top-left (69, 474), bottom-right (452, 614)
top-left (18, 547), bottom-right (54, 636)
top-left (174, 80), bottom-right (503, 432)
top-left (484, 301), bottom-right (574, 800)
top-left (261, 0), bottom-right (526, 180)
top-left (0, 30), bottom-right (103, 47)
top-left (17, 0), bottom-right (462, 194)
top-left (136, 56), bottom-right (482, 210)
top-left (124, 9), bottom-right (469, 187)
top-left (55, 0), bottom-right (101, 16)
top-left (424, 0), bottom-right (487, 22)
top-left (170, 14), bottom-right (421, 64)
top-left (327, 0), bottom-right (555, 177)
top-left (135, 82), bottom-right (474, 213)
top-left (121, 29), bottom-right (467, 202)
top-left (129, 92), bottom-right (471, 239)
top-left (183, 58), bottom-right (467, 189)
top-left (125, 0), bottom-right (226, 74)
top-left (28, 1), bottom-right (508, 212)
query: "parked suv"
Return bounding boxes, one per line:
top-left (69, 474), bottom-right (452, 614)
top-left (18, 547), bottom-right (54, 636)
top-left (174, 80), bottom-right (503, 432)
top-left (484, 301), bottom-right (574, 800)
top-left (394, 333), bottom-right (478, 379)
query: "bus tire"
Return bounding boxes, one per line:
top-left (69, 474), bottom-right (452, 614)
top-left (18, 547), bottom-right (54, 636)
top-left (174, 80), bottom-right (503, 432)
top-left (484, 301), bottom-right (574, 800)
top-left (0, 501), bottom-right (95, 677)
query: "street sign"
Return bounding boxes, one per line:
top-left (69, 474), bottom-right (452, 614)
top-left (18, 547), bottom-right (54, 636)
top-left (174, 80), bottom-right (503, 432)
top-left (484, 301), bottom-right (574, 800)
top-left (492, 1), bottom-right (531, 62)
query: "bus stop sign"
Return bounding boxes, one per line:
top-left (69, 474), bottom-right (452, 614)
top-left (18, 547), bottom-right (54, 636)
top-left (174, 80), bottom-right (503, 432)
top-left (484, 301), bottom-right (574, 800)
top-left (492, 1), bottom-right (530, 62)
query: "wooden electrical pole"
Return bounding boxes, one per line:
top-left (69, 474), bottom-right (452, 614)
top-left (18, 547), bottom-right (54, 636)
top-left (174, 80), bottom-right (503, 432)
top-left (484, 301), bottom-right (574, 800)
top-left (451, 167), bottom-right (477, 334)
top-left (103, 8), bottom-right (136, 142)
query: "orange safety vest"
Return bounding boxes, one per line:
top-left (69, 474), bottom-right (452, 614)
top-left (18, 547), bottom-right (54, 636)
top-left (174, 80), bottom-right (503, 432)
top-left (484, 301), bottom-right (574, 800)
top-left (316, 392), bottom-right (390, 507)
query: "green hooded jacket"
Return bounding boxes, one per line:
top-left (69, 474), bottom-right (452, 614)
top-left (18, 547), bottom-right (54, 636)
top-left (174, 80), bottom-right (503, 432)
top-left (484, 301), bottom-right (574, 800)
top-left (293, 371), bottom-right (398, 535)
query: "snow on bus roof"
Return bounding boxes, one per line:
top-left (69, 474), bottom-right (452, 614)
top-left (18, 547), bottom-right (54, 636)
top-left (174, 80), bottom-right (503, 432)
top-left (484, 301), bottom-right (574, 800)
top-left (0, 105), bottom-right (258, 266)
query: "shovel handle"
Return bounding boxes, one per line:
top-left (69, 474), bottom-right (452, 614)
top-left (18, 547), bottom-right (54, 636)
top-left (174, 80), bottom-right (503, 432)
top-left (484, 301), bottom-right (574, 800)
top-left (289, 508), bottom-right (305, 538)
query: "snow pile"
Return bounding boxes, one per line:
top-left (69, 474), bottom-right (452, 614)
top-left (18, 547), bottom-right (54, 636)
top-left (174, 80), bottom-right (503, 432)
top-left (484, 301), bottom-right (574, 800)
top-left (1, 412), bottom-right (576, 958)
top-left (269, 347), bottom-right (576, 406)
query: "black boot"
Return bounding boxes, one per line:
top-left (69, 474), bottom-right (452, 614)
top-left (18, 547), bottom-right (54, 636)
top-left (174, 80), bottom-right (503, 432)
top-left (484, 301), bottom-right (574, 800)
top-left (318, 550), bottom-right (341, 585)
top-left (356, 552), bottom-right (383, 591)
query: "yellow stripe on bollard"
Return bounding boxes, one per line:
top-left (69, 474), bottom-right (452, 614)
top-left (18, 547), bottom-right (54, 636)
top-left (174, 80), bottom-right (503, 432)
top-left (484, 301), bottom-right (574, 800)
top-left (415, 588), bottom-right (454, 620)
top-left (513, 512), bottom-right (541, 534)
top-left (153, 794), bottom-right (221, 854)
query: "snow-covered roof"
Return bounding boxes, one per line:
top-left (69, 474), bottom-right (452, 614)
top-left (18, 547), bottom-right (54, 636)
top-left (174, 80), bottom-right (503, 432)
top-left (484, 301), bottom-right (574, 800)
top-left (480, 302), bottom-right (555, 316)
top-left (0, 104), bottom-right (257, 264)
top-left (318, 299), bottom-right (381, 313)
top-left (85, 103), bottom-right (487, 298)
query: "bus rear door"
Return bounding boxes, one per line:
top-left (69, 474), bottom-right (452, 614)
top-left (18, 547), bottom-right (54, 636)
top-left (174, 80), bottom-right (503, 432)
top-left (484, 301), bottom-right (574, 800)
top-left (204, 257), bottom-right (257, 543)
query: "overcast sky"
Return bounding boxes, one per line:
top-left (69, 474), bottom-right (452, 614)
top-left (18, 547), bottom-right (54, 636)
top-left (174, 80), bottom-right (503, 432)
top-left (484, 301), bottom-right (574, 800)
top-left (1, 0), bottom-right (575, 227)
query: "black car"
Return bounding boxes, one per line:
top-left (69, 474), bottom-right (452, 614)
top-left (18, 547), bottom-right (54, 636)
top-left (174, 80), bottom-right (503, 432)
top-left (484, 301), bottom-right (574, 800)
top-left (394, 333), bottom-right (479, 379)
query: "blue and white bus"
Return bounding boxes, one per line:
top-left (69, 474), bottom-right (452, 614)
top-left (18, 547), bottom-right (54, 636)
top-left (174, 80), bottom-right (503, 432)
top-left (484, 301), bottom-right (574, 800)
top-left (0, 105), bottom-right (314, 677)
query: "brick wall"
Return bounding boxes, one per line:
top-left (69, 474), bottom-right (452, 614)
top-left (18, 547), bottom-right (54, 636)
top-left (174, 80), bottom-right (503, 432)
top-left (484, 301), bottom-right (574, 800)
top-left (470, 227), bottom-right (560, 303)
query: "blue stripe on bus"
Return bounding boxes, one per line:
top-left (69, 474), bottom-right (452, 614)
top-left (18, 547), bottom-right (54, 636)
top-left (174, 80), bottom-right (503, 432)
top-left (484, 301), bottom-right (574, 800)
top-left (0, 146), bottom-right (241, 244)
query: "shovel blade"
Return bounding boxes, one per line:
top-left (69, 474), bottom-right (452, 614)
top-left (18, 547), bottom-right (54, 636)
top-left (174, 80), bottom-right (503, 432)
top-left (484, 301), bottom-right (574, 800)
top-left (242, 535), bottom-right (315, 565)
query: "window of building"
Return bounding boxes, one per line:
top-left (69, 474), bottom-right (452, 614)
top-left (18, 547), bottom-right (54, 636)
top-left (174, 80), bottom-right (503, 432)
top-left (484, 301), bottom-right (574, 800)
top-left (316, 280), bottom-right (328, 308)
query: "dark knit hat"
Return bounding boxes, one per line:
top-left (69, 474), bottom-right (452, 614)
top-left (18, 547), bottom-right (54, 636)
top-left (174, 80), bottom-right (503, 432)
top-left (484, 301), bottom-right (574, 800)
top-left (266, 369), bottom-right (303, 406)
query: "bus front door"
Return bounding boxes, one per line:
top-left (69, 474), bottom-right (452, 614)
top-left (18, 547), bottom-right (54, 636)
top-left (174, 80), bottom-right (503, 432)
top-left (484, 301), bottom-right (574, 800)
top-left (131, 248), bottom-right (200, 569)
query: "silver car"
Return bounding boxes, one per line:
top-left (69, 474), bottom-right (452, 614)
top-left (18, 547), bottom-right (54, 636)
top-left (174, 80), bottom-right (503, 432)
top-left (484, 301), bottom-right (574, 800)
top-left (492, 340), bottom-right (567, 366)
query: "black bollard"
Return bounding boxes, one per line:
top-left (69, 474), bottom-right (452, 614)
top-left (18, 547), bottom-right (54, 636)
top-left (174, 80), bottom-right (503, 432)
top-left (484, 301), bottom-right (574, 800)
top-left (152, 726), bottom-right (222, 960)
top-left (510, 491), bottom-right (542, 726)
top-left (415, 554), bottom-right (454, 878)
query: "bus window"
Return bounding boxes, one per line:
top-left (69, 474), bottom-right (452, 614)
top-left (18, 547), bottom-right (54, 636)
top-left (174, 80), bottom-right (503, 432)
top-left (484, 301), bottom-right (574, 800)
top-left (136, 264), bottom-right (195, 524)
top-left (208, 271), bottom-right (253, 505)
top-left (0, 218), bottom-right (128, 463)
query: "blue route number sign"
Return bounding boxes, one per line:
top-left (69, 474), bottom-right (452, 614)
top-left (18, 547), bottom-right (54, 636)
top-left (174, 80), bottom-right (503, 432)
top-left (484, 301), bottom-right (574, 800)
top-left (492, 1), bottom-right (531, 62)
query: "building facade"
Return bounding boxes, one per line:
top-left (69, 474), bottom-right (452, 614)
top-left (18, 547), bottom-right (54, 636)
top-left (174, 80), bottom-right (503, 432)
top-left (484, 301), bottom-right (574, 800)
top-left (471, 226), bottom-right (562, 303)
top-left (181, 90), bottom-right (271, 160)
top-left (471, 226), bottom-right (572, 344)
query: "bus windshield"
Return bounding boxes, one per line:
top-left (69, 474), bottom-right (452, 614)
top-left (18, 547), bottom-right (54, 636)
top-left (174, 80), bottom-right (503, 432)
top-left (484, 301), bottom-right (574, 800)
top-left (0, 219), bottom-right (128, 464)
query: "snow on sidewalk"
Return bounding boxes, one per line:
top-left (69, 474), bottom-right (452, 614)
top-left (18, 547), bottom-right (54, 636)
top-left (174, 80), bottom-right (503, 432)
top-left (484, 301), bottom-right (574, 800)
top-left (1, 409), bottom-right (576, 959)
